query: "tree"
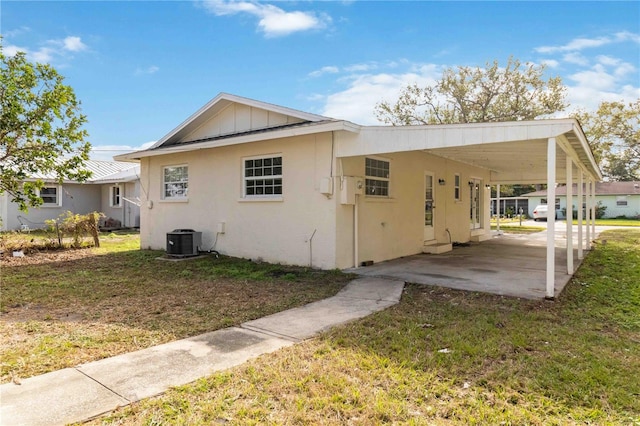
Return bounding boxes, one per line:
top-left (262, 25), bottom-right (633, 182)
top-left (0, 43), bottom-right (91, 212)
top-left (375, 57), bottom-right (567, 125)
top-left (572, 99), bottom-right (640, 181)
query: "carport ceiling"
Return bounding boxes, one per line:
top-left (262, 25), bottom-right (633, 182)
top-left (427, 138), bottom-right (571, 184)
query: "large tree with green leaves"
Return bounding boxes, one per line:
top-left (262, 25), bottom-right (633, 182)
top-left (375, 57), bottom-right (567, 125)
top-left (1, 43), bottom-right (91, 212)
top-left (572, 99), bottom-right (640, 181)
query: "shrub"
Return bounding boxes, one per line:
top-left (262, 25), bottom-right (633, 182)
top-left (46, 211), bottom-right (103, 248)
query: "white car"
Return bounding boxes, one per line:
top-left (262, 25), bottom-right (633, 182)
top-left (533, 204), bottom-right (556, 221)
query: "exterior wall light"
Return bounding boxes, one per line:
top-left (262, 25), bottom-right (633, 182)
top-left (438, 178), bottom-right (446, 185)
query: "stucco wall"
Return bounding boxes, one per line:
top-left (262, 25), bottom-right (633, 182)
top-left (1, 183), bottom-right (101, 230)
top-left (100, 182), bottom-right (141, 227)
top-left (334, 151), bottom-right (491, 269)
top-left (140, 133), bottom-right (338, 268)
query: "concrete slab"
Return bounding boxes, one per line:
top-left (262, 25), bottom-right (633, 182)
top-left (0, 368), bottom-right (128, 426)
top-left (242, 278), bottom-right (405, 340)
top-left (77, 327), bottom-right (292, 402)
top-left (348, 234), bottom-right (581, 300)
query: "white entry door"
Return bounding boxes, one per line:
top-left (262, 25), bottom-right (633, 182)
top-left (470, 178), bottom-right (482, 229)
top-left (424, 173), bottom-right (435, 241)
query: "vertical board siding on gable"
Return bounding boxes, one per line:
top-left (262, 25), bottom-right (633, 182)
top-left (184, 105), bottom-right (306, 142)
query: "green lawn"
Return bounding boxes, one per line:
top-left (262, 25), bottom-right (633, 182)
top-left (1, 231), bottom-right (351, 383)
top-left (90, 229), bottom-right (640, 425)
top-left (573, 218), bottom-right (640, 227)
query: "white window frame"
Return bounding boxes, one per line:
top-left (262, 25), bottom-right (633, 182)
top-left (616, 196), bottom-right (628, 207)
top-left (243, 154), bottom-right (283, 198)
top-left (110, 186), bottom-right (122, 207)
top-left (454, 173), bottom-right (461, 201)
top-left (38, 185), bottom-right (62, 207)
top-left (365, 157), bottom-right (390, 197)
top-left (162, 165), bottom-right (189, 200)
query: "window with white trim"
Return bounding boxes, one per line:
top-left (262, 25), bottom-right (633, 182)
top-left (454, 174), bottom-right (461, 201)
top-left (110, 186), bottom-right (121, 207)
top-left (163, 165), bottom-right (188, 199)
top-left (616, 196), bottom-right (628, 206)
top-left (244, 155), bottom-right (282, 197)
top-left (365, 157), bottom-right (389, 197)
top-left (39, 185), bottom-right (61, 206)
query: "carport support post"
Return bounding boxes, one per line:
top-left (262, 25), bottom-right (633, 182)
top-left (566, 156), bottom-right (573, 274)
top-left (546, 138), bottom-right (556, 299)
top-left (591, 180), bottom-right (596, 239)
top-left (496, 184), bottom-right (501, 233)
top-left (585, 178), bottom-right (591, 249)
top-left (578, 171), bottom-right (584, 259)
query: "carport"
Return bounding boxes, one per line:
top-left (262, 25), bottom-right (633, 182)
top-left (337, 119), bottom-right (602, 299)
top-left (348, 231), bottom-right (585, 300)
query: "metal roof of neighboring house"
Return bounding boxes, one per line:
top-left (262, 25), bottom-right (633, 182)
top-left (522, 181), bottom-right (640, 197)
top-left (91, 165), bottom-right (140, 183)
top-left (28, 159), bottom-right (139, 183)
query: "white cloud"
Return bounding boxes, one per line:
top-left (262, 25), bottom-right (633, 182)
top-left (321, 65), bottom-right (442, 125)
top-left (540, 59), bottom-right (559, 68)
top-left (89, 141), bottom-right (156, 161)
top-left (201, 0), bottom-right (331, 37)
top-left (563, 52), bottom-right (589, 66)
top-left (596, 55), bottom-right (620, 66)
top-left (344, 62), bottom-right (378, 72)
top-left (308, 66), bottom-right (339, 78)
top-left (2, 35), bottom-right (88, 64)
top-left (2, 26), bottom-right (31, 38)
top-left (62, 36), bottom-right (87, 52)
top-left (535, 31), bottom-right (640, 53)
top-left (135, 65), bottom-right (160, 76)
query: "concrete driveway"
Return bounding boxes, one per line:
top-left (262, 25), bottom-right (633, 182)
top-left (348, 229), bottom-right (591, 300)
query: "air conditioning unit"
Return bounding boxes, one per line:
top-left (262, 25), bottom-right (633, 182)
top-left (166, 229), bottom-right (202, 257)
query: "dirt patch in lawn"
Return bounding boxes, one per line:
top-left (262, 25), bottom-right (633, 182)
top-left (0, 238), bottom-right (352, 383)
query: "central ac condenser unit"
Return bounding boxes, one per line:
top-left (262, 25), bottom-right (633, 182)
top-left (166, 229), bottom-right (202, 257)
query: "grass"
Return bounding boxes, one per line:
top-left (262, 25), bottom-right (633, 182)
top-left (0, 231), bottom-right (351, 383)
top-left (572, 218), bottom-right (640, 227)
top-left (89, 229), bottom-right (640, 425)
top-left (490, 225), bottom-right (545, 234)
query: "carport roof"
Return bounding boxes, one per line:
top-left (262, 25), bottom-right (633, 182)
top-left (335, 119), bottom-right (602, 184)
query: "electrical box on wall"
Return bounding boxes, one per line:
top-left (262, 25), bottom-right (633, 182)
top-left (340, 176), bottom-right (364, 205)
top-left (319, 177), bottom-right (333, 196)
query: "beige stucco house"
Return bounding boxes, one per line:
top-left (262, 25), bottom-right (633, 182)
top-left (117, 93), bottom-right (602, 297)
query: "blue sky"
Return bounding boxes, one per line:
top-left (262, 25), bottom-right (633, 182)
top-left (2, 1), bottom-right (639, 161)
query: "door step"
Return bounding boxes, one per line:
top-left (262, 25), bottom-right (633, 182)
top-left (422, 242), bottom-right (453, 254)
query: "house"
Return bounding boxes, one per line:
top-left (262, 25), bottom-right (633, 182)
top-left (0, 160), bottom-right (141, 231)
top-left (523, 181), bottom-right (640, 219)
top-left (116, 93), bottom-right (602, 298)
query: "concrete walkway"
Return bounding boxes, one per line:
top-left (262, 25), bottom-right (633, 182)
top-left (0, 277), bottom-right (405, 426)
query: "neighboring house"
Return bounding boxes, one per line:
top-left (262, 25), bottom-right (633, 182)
top-left (0, 160), bottom-right (141, 231)
top-left (116, 93), bottom-right (601, 273)
top-left (523, 181), bottom-right (640, 219)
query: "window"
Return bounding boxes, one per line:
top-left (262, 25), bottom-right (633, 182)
top-left (110, 186), bottom-right (121, 207)
top-left (163, 165), bottom-right (188, 199)
top-left (616, 196), bottom-right (628, 206)
top-left (454, 174), bottom-right (461, 201)
top-left (39, 185), bottom-right (61, 206)
top-left (244, 155), bottom-right (282, 197)
top-left (365, 157), bottom-right (389, 197)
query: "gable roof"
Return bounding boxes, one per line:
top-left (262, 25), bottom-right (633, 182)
top-left (151, 93), bottom-right (337, 149)
top-left (117, 92), bottom-right (359, 161)
top-left (522, 181), bottom-right (640, 197)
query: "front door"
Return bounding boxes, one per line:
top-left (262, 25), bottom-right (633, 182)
top-left (424, 173), bottom-right (435, 241)
top-left (470, 178), bottom-right (482, 229)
